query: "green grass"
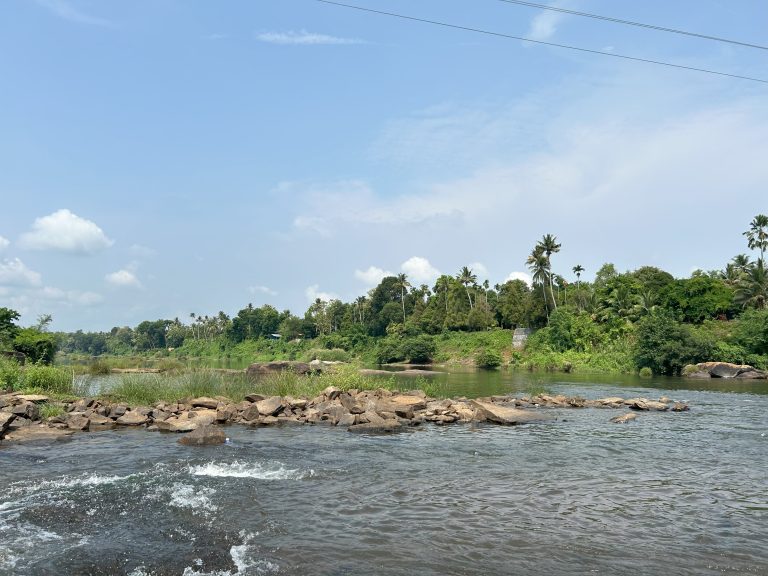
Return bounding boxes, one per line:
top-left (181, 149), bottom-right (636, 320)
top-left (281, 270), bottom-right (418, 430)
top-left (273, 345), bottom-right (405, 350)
top-left (40, 403), bottom-right (65, 419)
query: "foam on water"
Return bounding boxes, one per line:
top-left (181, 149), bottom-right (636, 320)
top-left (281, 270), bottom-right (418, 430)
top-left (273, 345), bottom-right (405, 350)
top-left (189, 460), bottom-right (312, 480)
top-left (180, 532), bottom-right (279, 576)
top-left (165, 482), bottom-right (218, 516)
top-left (7, 472), bottom-right (135, 497)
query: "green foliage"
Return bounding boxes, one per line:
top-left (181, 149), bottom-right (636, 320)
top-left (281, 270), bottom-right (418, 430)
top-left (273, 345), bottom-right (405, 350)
top-left (475, 349), bottom-right (502, 369)
top-left (0, 307), bottom-right (21, 347)
top-left (40, 403), bottom-right (65, 419)
top-left (639, 367), bottom-right (653, 378)
top-left (660, 276), bottom-right (735, 323)
top-left (0, 357), bottom-right (22, 390)
top-left (402, 335), bottom-right (436, 363)
top-left (19, 365), bottom-right (73, 395)
top-left (634, 311), bottom-right (715, 375)
top-left (13, 328), bottom-right (58, 364)
top-left (304, 348), bottom-right (351, 362)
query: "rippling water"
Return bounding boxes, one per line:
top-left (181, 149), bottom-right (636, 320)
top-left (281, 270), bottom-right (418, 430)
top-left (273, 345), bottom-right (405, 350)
top-left (2, 375), bottom-right (767, 575)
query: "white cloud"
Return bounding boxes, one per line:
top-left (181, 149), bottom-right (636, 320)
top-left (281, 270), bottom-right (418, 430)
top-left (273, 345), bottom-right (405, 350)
top-left (249, 285), bottom-right (278, 296)
top-left (401, 257), bottom-right (441, 284)
top-left (305, 284), bottom-right (338, 302)
top-left (526, 2), bottom-right (568, 42)
top-left (354, 266), bottom-right (393, 286)
top-left (256, 30), bottom-right (364, 46)
top-left (0, 258), bottom-right (42, 287)
top-left (33, 0), bottom-right (113, 26)
top-left (129, 244), bottom-right (157, 258)
top-left (0, 236), bottom-right (9, 251)
top-left (20, 209), bottom-right (114, 254)
top-left (105, 269), bottom-right (142, 288)
top-left (506, 271), bottom-right (533, 286)
top-left (37, 286), bottom-right (103, 305)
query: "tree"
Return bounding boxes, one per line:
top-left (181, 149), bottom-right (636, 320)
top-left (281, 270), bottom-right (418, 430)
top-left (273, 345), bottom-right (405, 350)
top-left (537, 234), bottom-right (561, 310)
top-left (13, 328), bottom-right (58, 364)
top-left (735, 259), bottom-right (767, 310)
top-left (394, 273), bottom-right (411, 324)
top-left (634, 310), bottom-right (714, 375)
top-left (0, 307), bottom-right (20, 347)
top-left (457, 267), bottom-right (477, 310)
top-left (572, 264), bottom-right (584, 286)
top-left (744, 214), bottom-right (768, 263)
top-left (527, 247), bottom-right (552, 317)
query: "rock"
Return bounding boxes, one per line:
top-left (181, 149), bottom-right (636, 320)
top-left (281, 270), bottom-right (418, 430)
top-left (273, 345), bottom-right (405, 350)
top-left (12, 402), bottom-right (40, 421)
top-left (245, 393), bottom-right (265, 403)
top-left (709, 362), bottom-right (749, 378)
top-left (362, 411), bottom-right (385, 426)
top-left (191, 397), bottom-right (219, 409)
top-left (596, 397), bottom-right (625, 406)
top-left (116, 411), bottom-right (148, 426)
top-left (284, 396), bottom-right (307, 410)
top-left (0, 412), bottom-right (16, 434)
top-left (246, 361), bottom-right (311, 377)
top-left (110, 404), bottom-right (128, 417)
top-left (735, 370), bottom-right (768, 379)
top-left (309, 359), bottom-right (325, 372)
top-left (337, 413), bottom-right (356, 427)
top-left (88, 414), bottom-right (115, 430)
top-left (470, 400), bottom-right (554, 425)
top-left (4, 425), bottom-right (75, 443)
top-left (72, 398), bottom-right (95, 412)
top-left (66, 413), bottom-right (90, 431)
top-left (241, 405), bottom-right (262, 421)
top-left (347, 420), bottom-right (403, 434)
top-left (177, 425), bottom-right (226, 446)
top-left (156, 417), bottom-right (198, 433)
top-left (261, 416), bottom-right (280, 426)
top-left (256, 396), bottom-right (283, 416)
top-left (672, 402), bottom-right (689, 412)
top-left (322, 386), bottom-right (341, 400)
top-left (322, 405), bottom-right (348, 425)
top-left (686, 362), bottom-right (767, 379)
top-left (339, 393), bottom-right (364, 414)
top-left (610, 412), bottom-right (637, 424)
top-left (216, 404), bottom-right (237, 422)
top-left (15, 394), bottom-right (50, 404)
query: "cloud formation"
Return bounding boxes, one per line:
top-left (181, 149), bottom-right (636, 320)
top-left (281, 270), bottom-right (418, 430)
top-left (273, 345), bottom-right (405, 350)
top-left (401, 257), bottom-right (441, 284)
top-left (506, 271), bottom-right (533, 286)
top-left (525, 1), bottom-right (568, 42)
top-left (105, 269), bottom-right (142, 288)
top-left (305, 284), bottom-right (338, 303)
top-left (20, 209), bottom-right (114, 254)
top-left (0, 236), bottom-right (9, 251)
top-left (354, 266), bottom-right (393, 287)
top-left (0, 258), bottom-right (42, 287)
top-left (256, 30), bottom-right (363, 45)
top-left (249, 285), bottom-right (278, 296)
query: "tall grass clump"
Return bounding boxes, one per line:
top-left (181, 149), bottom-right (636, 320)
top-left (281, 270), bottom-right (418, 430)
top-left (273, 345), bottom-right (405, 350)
top-left (106, 370), bottom-right (254, 405)
top-left (0, 357), bottom-right (22, 391)
top-left (19, 365), bottom-right (74, 395)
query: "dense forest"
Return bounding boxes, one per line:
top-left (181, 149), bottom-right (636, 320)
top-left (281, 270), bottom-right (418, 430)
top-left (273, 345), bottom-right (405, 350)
top-left (2, 215), bottom-right (767, 375)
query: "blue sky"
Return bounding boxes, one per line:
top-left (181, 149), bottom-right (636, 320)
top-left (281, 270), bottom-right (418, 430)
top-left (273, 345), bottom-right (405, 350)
top-left (1, 0), bottom-right (767, 331)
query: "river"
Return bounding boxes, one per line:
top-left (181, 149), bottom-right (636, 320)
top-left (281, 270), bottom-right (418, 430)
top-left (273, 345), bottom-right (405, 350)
top-left (1, 371), bottom-right (766, 575)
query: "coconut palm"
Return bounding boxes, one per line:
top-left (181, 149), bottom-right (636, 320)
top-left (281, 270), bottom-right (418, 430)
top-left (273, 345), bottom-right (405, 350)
top-left (572, 264), bottom-right (584, 286)
top-left (536, 234), bottom-right (561, 310)
top-left (394, 273), bottom-right (411, 323)
top-left (457, 267), bottom-right (477, 310)
top-left (527, 247), bottom-right (552, 317)
top-left (735, 259), bottom-right (768, 309)
top-left (744, 214), bottom-right (768, 263)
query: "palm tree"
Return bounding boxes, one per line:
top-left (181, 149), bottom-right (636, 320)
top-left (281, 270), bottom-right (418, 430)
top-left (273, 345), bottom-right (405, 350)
top-left (735, 259), bottom-right (768, 309)
top-left (536, 234), bottom-right (561, 310)
top-left (355, 296), bottom-right (367, 324)
top-left (434, 276), bottom-right (451, 314)
top-left (457, 267), bottom-right (477, 310)
top-left (572, 264), bottom-right (584, 286)
top-left (527, 247), bottom-right (551, 317)
top-left (744, 214), bottom-right (768, 263)
top-left (394, 273), bottom-right (411, 323)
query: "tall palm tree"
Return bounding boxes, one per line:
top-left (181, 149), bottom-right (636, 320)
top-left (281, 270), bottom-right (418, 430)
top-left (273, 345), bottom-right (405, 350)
top-left (355, 296), bottom-right (367, 324)
top-left (744, 214), bottom-right (768, 263)
top-left (394, 273), bottom-right (411, 323)
top-left (735, 259), bottom-right (768, 309)
top-left (527, 247), bottom-right (551, 317)
top-left (434, 276), bottom-right (451, 314)
top-left (572, 264), bottom-right (584, 286)
top-left (537, 234), bottom-right (561, 310)
top-left (457, 267), bottom-right (477, 310)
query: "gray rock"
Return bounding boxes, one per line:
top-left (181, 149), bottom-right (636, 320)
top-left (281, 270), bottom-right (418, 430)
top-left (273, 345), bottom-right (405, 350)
top-left (116, 411), bottom-right (148, 426)
top-left (610, 412), bottom-right (637, 424)
top-left (190, 397), bottom-right (219, 409)
top-left (470, 400), bottom-right (554, 425)
top-left (347, 420), bottom-right (403, 434)
top-left (256, 396), bottom-right (283, 416)
top-left (177, 425), bottom-right (226, 446)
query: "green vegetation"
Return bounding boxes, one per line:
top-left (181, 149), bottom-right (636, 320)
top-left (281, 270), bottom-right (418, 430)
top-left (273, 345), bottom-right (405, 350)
top-left (0, 360), bottom-right (75, 396)
top-left (6, 215), bottom-right (768, 378)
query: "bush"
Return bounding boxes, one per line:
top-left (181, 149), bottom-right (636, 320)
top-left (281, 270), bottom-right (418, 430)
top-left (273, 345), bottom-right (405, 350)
top-left (14, 328), bottom-right (58, 365)
top-left (476, 349), bottom-right (502, 369)
top-left (639, 367), bottom-right (653, 378)
top-left (401, 335), bottom-right (436, 364)
top-left (375, 339), bottom-right (403, 364)
top-left (634, 311), bottom-right (715, 375)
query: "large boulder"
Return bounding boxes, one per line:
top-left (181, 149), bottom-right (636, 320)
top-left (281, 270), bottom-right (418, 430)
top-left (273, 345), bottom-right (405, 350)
top-left (3, 425), bottom-right (75, 443)
top-left (347, 420), bottom-right (403, 434)
top-left (177, 425), bottom-right (226, 446)
top-left (116, 411), bottom-right (149, 426)
top-left (0, 412), bottom-right (15, 435)
top-left (685, 362), bottom-right (767, 379)
top-left (470, 400), bottom-right (554, 425)
top-left (190, 397), bottom-right (219, 409)
top-left (246, 361), bottom-right (311, 378)
top-left (256, 396), bottom-right (283, 416)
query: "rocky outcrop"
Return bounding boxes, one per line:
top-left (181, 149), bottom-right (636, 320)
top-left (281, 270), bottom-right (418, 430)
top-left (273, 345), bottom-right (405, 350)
top-left (177, 425), bottom-right (226, 446)
top-left (684, 362), bottom-right (767, 379)
top-left (245, 361), bottom-right (312, 378)
top-left (0, 387), bottom-right (691, 443)
top-left (610, 412), bottom-right (637, 424)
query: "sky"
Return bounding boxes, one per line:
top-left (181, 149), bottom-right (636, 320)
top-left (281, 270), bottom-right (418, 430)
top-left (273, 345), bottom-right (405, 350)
top-left (1, 0), bottom-right (767, 332)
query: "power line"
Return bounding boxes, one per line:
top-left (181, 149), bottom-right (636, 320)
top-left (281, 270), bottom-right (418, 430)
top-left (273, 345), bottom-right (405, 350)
top-left (314, 0), bottom-right (768, 85)
top-left (495, 0), bottom-right (768, 51)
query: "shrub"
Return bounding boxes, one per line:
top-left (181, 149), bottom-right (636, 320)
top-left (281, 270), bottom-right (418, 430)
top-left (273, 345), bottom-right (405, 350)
top-left (13, 328), bottom-right (58, 365)
top-left (639, 367), bottom-right (653, 378)
top-left (401, 335), bottom-right (436, 364)
top-left (476, 349), bottom-right (502, 369)
top-left (0, 357), bottom-right (21, 390)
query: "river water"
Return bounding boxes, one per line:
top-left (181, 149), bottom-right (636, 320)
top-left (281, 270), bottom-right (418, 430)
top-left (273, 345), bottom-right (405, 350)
top-left (1, 371), bottom-right (767, 575)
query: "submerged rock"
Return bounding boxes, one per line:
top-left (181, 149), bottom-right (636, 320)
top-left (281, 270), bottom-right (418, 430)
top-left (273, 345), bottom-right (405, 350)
top-left (470, 400), bottom-right (554, 425)
top-left (177, 425), bottom-right (226, 446)
top-left (610, 413), bottom-right (637, 424)
top-left (246, 361), bottom-right (311, 377)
